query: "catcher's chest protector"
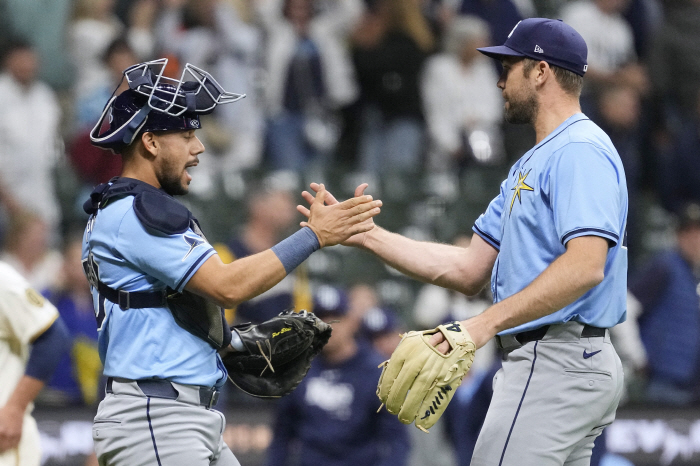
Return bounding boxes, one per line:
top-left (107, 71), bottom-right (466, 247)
top-left (83, 177), bottom-right (231, 349)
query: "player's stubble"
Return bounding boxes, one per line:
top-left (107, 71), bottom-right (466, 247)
top-left (157, 154), bottom-right (191, 196)
top-left (504, 86), bottom-right (539, 125)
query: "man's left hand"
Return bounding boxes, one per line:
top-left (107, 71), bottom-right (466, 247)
top-left (0, 404), bottom-right (24, 452)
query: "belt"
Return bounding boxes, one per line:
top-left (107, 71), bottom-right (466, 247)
top-left (106, 377), bottom-right (219, 409)
top-left (496, 324), bottom-right (607, 351)
top-left (97, 281), bottom-right (168, 310)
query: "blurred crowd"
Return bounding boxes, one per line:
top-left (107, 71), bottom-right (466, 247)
top-left (1, 0), bottom-right (700, 464)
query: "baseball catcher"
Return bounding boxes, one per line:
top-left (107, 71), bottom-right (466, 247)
top-left (377, 321), bottom-right (475, 432)
top-left (222, 310), bottom-right (332, 398)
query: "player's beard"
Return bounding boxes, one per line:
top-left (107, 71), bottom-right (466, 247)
top-left (157, 157), bottom-right (189, 196)
top-left (504, 88), bottom-right (539, 125)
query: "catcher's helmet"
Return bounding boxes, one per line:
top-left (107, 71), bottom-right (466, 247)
top-left (90, 58), bottom-right (245, 152)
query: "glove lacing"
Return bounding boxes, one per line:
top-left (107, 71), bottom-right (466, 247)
top-left (257, 340), bottom-right (275, 376)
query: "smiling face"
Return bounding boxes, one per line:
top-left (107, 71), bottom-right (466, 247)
top-left (498, 57), bottom-right (539, 125)
top-left (151, 130), bottom-right (205, 196)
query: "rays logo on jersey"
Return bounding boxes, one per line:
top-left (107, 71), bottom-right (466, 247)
top-left (509, 169), bottom-right (534, 214)
top-left (82, 252), bottom-right (100, 289)
top-left (183, 235), bottom-right (205, 261)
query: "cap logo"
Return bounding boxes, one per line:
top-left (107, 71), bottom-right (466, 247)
top-left (534, 45), bottom-right (544, 53)
top-left (583, 64), bottom-right (588, 72)
top-left (190, 119), bottom-right (200, 128)
top-left (508, 21), bottom-right (522, 38)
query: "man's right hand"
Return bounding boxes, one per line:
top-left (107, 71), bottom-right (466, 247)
top-left (300, 184), bottom-right (381, 248)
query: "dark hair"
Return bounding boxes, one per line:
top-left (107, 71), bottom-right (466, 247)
top-left (2, 37), bottom-right (34, 63)
top-left (102, 36), bottom-right (133, 64)
top-left (523, 58), bottom-right (583, 97)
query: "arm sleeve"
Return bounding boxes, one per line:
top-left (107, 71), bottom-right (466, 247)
top-left (25, 316), bottom-right (70, 382)
top-left (0, 286), bottom-right (59, 345)
top-left (548, 143), bottom-right (623, 246)
top-left (115, 208), bottom-right (216, 291)
top-left (472, 179), bottom-right (507, 251)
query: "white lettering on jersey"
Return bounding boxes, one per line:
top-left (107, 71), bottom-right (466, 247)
top-left (305, 375), bottom-right (354, 420)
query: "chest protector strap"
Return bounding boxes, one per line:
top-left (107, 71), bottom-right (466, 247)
top-left (84, 177), bottom-right (231, 349)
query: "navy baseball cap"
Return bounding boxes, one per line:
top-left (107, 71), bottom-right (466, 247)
top-left (312, 285), bottom-right (349, 316)
top-left (477, 18), bottom-right (588, 76)
top-left (362, 307), bottom-right (403, 337)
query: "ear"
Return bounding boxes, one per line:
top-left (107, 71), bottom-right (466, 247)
top-left (140, 132), bottom-right (159, 158)
top-left (533, 61), bottom-right (551, 87)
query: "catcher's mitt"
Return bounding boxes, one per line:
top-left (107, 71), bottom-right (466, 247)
top-left (377, 321), bottom-right (475, 432)
top-left (223, 309), bottom-right (332, 398)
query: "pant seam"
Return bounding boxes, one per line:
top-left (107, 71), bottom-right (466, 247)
top-left (146, 397), bottom-right (163, 466)
top-left (499, 340), bottom-right (538, 466)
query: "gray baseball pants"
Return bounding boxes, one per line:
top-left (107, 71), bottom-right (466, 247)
top-left (92, 379), bottom-right (240, 466)
top-left (471, 322), bottom-right (624, 466)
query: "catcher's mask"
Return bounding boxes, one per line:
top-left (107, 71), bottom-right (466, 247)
top-left (90, 58), bottom-right (245, 152)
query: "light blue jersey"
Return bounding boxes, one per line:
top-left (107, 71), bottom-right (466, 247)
top-left (82, 191), bottom-right (225, 387)
top-left (473, 114), bottom-right (628, 335)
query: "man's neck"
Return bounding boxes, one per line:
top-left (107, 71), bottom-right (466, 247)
top-left (120, 166), bottom-right (160, 189)
top-left (533, 97), bottom-right (582, 144)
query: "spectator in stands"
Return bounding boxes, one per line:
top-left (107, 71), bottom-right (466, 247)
top-left (43, 235), bottom-right (102, 406)
top-left (561, 0), bottom-right (648, 108)
top-left (3, 0), bottom-right (73, 89)
top-left (648, 0), bottom-right (700, 119)
top-left (348, 283), bottom-right (380, 321)
top-left (0, 40), bottom-right (62, 236)
top-left (258, 0), bottom-right (363, 172)
top-left (351, 0), bottom-right (434, 173)
top-left (657, 87), bottom-right (700, 213)
top-left (69, 37), bottom-right (132, 190)
top-left (443, 358), bottom-right (499, 466)
top-left (360, 305), bottom-right (404, 358)
top-left (593, 84), bottom-right (643, 266)
top-left (74, 37), bottom-right (134, 133)
top-left (265, 284), bottom-right (410, 466)
top-left (0, 212), bottom-right (62, 292)
top-left (421, 15), bottom-right (503, 172)
top-left (621, 0), bottom-right (662, 61)
top-left (456, 0), bottom-right (533, 48)
top-left (215, 178), bottom-right (311, 324)
top-left (69, 0), bottom-right (154, 100)
top-left (632, 202), bottom-right (700, 406)
top-left (157, 0), bottom-right (264, 192)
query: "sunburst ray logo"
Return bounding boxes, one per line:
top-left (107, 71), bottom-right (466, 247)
top-left (509, 169), bottom-right (534, 214)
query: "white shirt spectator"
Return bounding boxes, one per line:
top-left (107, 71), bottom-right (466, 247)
top-left (256, 0), bottom-right (363, 116)
top-left (0, 73), bottom-right (61, 232)
top-left (156, 0), bottom-right (264, 173)
top-left (561, 0), bottom-right (636, 73)
top-left (421, 53), bottom-right (502, 170)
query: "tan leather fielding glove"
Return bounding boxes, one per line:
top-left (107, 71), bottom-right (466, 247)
top-left (377, 321), bottom-right (476, 432)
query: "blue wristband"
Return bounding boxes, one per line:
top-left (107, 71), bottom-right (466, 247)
top-left (271, 227), bottom-right (321, 274)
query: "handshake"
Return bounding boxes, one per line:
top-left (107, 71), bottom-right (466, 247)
top-left (296, 182), bottom-right (380, 248)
